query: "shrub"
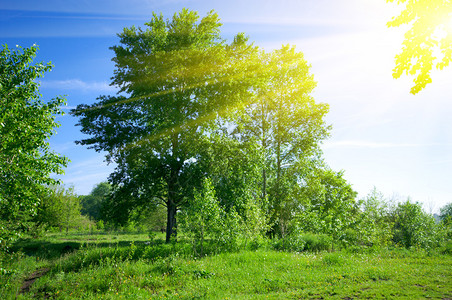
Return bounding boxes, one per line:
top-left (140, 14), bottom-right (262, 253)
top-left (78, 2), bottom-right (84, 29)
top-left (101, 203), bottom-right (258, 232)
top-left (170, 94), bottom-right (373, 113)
top-left (273, 235), bottom-right (306, 252)
top-left (302, 233), bottom-right (332, 252)
top-left (96, 220), bottom-right (104, 230)
top-left (273, 232), bottom-right (332, 252)
top-left (349, 189), bottom-right (394, 248)
top-left (392, 200), bottom-right (439, 249)
top-left (180, 178), bottom-right (242, 256)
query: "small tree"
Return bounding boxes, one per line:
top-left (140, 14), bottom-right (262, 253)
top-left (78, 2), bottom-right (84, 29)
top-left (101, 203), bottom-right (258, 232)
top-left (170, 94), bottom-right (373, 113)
top-left (36, 186), bottom-right (82, 233)
top-left (297, 168), bottom-right (358, 244)
top-left (438, 202), bottom-right (452, 241)
top-left (180, 178), bottom-right (222, 256)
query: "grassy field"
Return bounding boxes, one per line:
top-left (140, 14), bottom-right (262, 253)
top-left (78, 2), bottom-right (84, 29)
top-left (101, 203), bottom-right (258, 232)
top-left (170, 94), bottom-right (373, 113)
top-left (1, 232), bottom-right (451, 299)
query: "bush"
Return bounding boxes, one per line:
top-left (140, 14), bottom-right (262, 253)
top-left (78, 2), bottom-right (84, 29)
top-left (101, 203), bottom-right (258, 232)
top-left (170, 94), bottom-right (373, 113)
top-left (273, 235), bottom-right (306, 252)
top-left (302, 233), bottom-right (332, 252)
top-left (96, 220), bottom-right (104, 230)
top-left (273, 233), bottom-right (332, 252)
top-left (392, 200), bottom-right (440, 249)
top-left (180, 178), bottom-right (243, 256)
top-left (439, 240), bottom-right (452, 255)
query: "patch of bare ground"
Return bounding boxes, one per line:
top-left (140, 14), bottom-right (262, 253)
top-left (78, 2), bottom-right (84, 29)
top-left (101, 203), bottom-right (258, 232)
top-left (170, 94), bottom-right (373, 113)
top-left (19, 268), bottom-right (49, 294)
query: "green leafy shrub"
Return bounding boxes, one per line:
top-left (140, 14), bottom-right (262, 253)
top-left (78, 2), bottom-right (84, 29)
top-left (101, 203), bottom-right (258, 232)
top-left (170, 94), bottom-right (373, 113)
top-left (180, 178), bottom-right (243, 256)
top-left (392, 200), bottom-right (440, 249)
top-left (273, 235), bottom-right (306, 252)
top-left (439, 240), bottom-right (452, 255)
top-left (302, 233), bottom-right (332, 252)
top-left (346, 189), bottom-right (393, 249)
top-left (273, 232), bottom-right (332, 252)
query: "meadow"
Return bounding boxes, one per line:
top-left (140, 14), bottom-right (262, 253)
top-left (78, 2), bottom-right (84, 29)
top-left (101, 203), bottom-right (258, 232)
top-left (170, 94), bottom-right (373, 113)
top-left (2, 231), bottom-right (451, 299)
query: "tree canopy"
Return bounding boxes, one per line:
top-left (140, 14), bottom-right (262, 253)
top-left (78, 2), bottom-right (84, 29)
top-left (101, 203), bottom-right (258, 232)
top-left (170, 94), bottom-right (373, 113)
top-left (387, 0), bottom-right (452, 94)
top-left (73, 9), bottom-right (262, 242)
top-left (0, 44), bottom-right (68, 247)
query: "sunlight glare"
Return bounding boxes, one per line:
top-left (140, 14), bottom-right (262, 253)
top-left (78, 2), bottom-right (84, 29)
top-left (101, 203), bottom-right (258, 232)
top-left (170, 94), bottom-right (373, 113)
top-left (447, 15), bottom-right (452, 34)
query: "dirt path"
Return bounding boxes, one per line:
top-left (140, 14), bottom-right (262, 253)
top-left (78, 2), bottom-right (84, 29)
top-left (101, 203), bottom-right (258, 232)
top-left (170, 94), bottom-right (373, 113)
top-left (19, 267), bottom-right (49, 294)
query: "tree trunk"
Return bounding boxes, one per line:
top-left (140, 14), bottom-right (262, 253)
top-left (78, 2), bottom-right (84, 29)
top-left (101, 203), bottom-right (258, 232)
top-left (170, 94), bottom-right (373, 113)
top-left (165, 133), bottom-right (180, 243)
top-left (166, 200), bottom-right (177, 243)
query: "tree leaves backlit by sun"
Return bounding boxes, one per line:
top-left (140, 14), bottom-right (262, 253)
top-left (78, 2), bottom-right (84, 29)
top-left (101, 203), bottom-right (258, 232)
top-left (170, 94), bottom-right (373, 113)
top-left (387, 0), bottom-right (452, 94)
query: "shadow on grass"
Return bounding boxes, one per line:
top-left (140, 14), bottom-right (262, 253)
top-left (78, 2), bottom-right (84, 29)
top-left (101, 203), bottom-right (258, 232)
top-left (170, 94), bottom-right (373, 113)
top-left (11, 234), bottom-right (164, 261)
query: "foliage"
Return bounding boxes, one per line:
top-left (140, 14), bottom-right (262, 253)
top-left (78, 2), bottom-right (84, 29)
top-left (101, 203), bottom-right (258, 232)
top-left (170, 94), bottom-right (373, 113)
top-left (35, 185), bottom-right (83, 233)
top-left (129, 204), bottom-right (167, 233)
top-left (387, 0), bottom-right (452, 94)
top-left (72, 9), bottom-right (261, 242)
top-left (343, 188), bottom-right (394, 248)
top-left (0, 44), bottom-right (68, 250)
top-left (79, 182), bottom-right (111, 221)
top-left (199, 133), bottom-right (263, 216)
top-left (235, 46), bottom-right (330, 237)
top-left (240, 189), bottom-right (270, 248)
top-left (296, 167), bottom-right (358, 243)
top-left (180, 178), bottom-right (222, 256)
top-left (392, 200), bottom-right (440, 249)
top-left (180, 178), bottom-right (242, 256)
top-left (439, 202), bottom-right (452, 224)
top-left (273, 232), bottom-right (332, 253)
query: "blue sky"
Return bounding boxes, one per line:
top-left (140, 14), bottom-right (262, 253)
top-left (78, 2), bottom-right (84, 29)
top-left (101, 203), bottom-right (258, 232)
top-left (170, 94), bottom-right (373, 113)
top-left (2, 0), bottom-right (451, 212)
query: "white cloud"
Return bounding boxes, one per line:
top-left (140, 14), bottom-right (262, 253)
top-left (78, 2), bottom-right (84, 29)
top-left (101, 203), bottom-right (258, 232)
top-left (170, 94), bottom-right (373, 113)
top-left (323, 140), bottom-right (452, 149)
top-left (40, 79), bottom-right (118, 93)
top-left (322, 140), bottom-right (444, 149)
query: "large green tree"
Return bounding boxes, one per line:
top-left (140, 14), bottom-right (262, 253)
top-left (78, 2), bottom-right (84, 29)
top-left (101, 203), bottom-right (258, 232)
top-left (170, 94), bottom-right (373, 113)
top-left (0, 45), bottom-right (68, 248)
top-left (72, 9), bottom-right (260, 242)
top-left (387, 0), bottom-right (452, 94)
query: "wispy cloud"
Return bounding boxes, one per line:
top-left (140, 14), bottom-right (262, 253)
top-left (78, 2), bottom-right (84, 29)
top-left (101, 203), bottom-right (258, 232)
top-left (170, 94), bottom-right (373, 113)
top-left (58, 105), bottom-right (77, 111)
top-left (40, 79), bottom-right (118, 93)
top-left (323, 140), bottom-right (444, 149)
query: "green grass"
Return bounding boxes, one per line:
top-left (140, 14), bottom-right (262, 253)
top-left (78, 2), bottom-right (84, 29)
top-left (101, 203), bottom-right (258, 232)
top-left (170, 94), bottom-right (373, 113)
top-left (2, 232), bottom-right (451, 299)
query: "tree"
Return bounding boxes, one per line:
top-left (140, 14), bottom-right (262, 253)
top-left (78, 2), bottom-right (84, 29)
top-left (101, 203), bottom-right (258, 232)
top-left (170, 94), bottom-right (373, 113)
top-left (80, 182), bottom-right (111, 220)
top-left (235, 46), bottom-right (330, 236)
top-left (180, 178), bottom-right (222, 256)
top-left (36, 185), bottom-right (82, 233)
top-left (387, 0), bottom-right (452, 94)
top-left (0, 44), bottom-right (68, 248)
top-left (72, 9), bottom-right (260, 242)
